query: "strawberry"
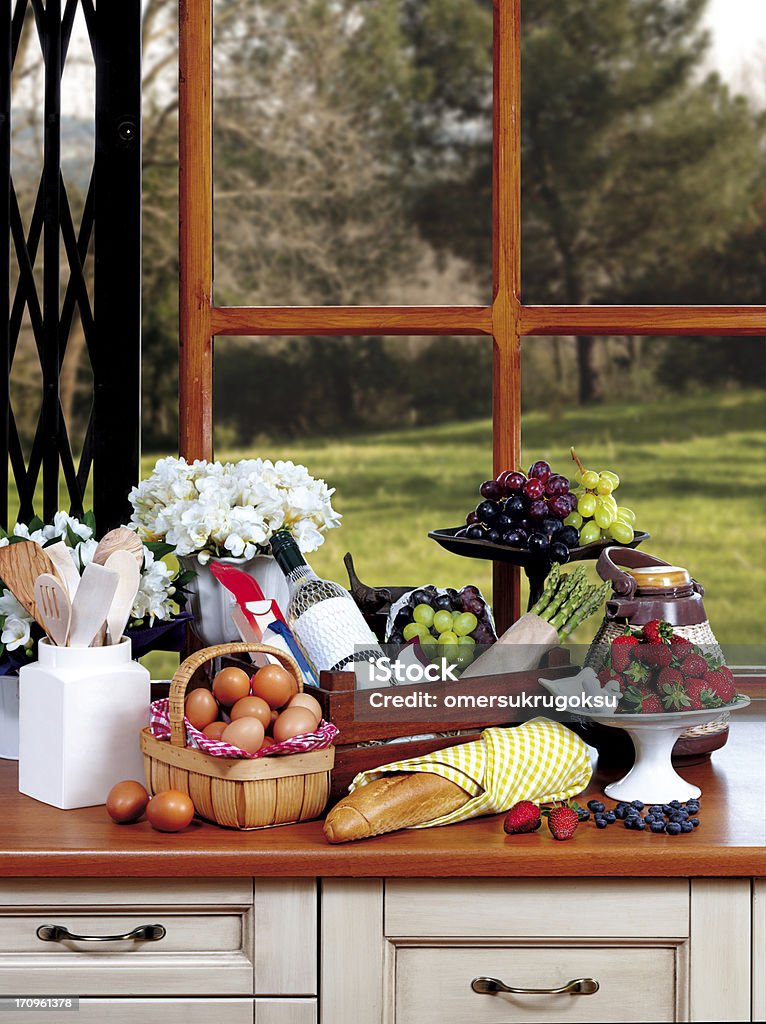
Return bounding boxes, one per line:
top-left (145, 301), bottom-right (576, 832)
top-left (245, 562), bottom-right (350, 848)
top-left (622, 685), bottom-right (662, 713)
top-left (658, 667), bottom-right (684, 691)
top-left (503, 801), bottom-right (541, 835)
top-left (610, 634), bottom-right (640, 672)
top-left (660, 680), bottom-right (693, 711)
top-left (704, 669), bottom-right (737, 704)
top-left (680, 653), bottom-right (708, 679)
top-left (547, 805), bottom-right (578, 841)
top-left (598, 668), bottom-right (620, 688)
top-left (684, 678), bottom-right (722, 711)
top-left (635, 643), bottom-right (673, 667)
top-left (671, 634), bottom-right (691, 646)
top-left (641, 619), bottom-right (675, 643)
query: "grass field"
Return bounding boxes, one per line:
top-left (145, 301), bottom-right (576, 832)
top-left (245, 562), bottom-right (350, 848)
top-left (9, 389), bottom-right (765, 678)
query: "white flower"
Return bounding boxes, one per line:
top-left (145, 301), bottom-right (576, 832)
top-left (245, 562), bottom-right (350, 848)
top-left (75, 538), bottom-right (99, 570)
top-left (2, 615), bottom-right (31, 652)
top-left (129, 456), bottom-right (342, 557)
top-left (131, 548), bottom-right (176, 625)
top-left (0, 589), bottom-right (28, 622)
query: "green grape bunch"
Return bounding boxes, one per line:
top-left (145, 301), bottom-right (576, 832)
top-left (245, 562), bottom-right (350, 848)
top-left (564, 447), bottom-right (637, 546)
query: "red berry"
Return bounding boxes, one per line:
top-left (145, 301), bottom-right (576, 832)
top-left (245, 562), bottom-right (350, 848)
top-left (611, 634), bottom-right (640, 672)
top-left (503, 800), bottom-right (542, 835)
top-left (658, 667), bottom-right (683, 691)
top-left (680, 653), bottom-right (708, 678)
top-left (704, 669), bottom-right (736, 704)
top-left (641, 619), bottom-right (675, 643)
top-left (547, 805), bottom-right (579, 841)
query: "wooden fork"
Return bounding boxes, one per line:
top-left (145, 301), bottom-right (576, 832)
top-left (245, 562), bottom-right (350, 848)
top-left (33, 573), bottom-right (72, 646)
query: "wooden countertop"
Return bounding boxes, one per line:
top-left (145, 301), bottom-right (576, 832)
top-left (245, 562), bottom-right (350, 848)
top-left (0, 722), bottom-right (763, 878)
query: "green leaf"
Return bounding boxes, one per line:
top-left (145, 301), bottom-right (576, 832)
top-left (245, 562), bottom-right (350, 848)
top-left (83, 510), bottom-right (97, 533)
top-left (144, 541), bottom-right (175, 559)
top-left (0, 526), bottom-right (7, 540)
top-left (65, 525), bottom-right (81, 548)
top-left (28, 516), bottom-right (44, 533)
top-left (173, 570), bottom-right (197, 588)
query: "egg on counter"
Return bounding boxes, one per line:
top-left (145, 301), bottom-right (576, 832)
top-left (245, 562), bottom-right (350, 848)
top-left (230, 695), bottom-right (271, 728)
top-left (221, 716), bottom-right (265, 754)
top-left (212, 666), bottom-right (251, 706)
top-left (105, 780), bottom-right (149, 824)
top-left (287, 692), bottom-right (322, 726)
top-left (145, 789), bottom-right (195, 832)
top-left (250, 663), bottom-right (297, 709)
top-left (273, 706), bottom-right (319, 743)
top-left (184, 688), bottom-right (219, 730)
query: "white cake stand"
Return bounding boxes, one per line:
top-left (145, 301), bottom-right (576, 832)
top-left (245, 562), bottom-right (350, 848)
top-left (579, 697), bottom-right (750, 804)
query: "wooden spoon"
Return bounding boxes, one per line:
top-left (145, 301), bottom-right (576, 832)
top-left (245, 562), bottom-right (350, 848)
top-left (0, 541), bottom-right (61, 629)
top-left (92, 527), bottom-right (144, 569)
top-left (44, 541), bottom-right (81, 599)
top-left (103, 550), bottom-right (141, 644)
top-left (33, 573), bottom-right (72, 646)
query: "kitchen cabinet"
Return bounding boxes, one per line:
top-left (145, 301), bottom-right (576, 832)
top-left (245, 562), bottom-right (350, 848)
top-left (321, 877), bottom-right (756, 1023)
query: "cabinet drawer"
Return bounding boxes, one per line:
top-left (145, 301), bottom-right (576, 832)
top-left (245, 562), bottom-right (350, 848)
top-left (0, 999), bottom-right (254, 1024)
top-left (395, 945), bottom-right (680, 1023)
top-left (386, 879), bottom-right (689, 938)
top-left (0, 908), bottom-right (253, 995)
top-left (255, 999), bottom-right (317, 1024)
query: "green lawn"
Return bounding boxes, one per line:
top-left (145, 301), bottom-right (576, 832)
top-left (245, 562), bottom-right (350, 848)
top-left (9, 389), bottom-right (765, 678)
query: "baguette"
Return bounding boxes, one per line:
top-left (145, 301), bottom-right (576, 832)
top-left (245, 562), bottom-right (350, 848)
top-left (323, 771), bottom-right (469, 843)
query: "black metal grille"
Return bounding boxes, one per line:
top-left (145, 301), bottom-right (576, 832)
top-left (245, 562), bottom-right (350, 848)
top-left (1, 0), bottom-right (141, 532)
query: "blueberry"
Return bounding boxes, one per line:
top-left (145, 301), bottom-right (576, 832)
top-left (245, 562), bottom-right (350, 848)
top-left (662, 804), bottom-right (673, 815)
top-left (604, 811), bottom-right (616, 823)
top-left (689, 817), bottom-right (700, 828)
top-left (595, 817), bottom-right (608, 829)
top-left (685, 801), bottom-right (700, 814)
top-left (669, 811), bottom-right (688, 823)
top-left (576, 809), bottom-right (591, 822)
top-left (666, 822), bottom-right (682, 835)
top-left (634, 819), bottom-right (647, 831)
top-left (623, 818), bottom-right (635, 830)
top-left (614, 806), bottom-right (627, 819)
top-left (631, 800), bottom-right (645, 810)
top-left (587, 800), bottom-right (606, 813)
top-left (650, 821), bottom-right (666, 833)
top-left (625, 809), bottom-right (641, 820)
top-left (669, 800), bottom-right (681, 809)
top-left (680, 821), bottom-right (694, 833)
top-left (649, 805), bottom-right (664, 815)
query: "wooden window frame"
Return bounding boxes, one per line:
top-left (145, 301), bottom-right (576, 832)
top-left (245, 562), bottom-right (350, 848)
top-left (177, 0), bottom-right (765, 631)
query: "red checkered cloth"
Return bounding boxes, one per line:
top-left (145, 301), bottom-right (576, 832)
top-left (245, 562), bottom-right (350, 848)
top-left (149, 698), bottom-right (338, 759)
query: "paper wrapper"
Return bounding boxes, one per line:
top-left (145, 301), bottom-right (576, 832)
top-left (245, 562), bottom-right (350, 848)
top-left (349, 716), bottom-right (593, 828)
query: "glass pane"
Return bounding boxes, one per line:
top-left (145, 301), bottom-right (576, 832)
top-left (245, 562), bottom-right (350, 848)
top-left (212, 0), bottom-right (493, 306)
top-left (522, 0), bottom-right (766, 305)
top-left (521, 335), bottom-right (766, 644)
top-left (212, 334), bottom-right (493, 593)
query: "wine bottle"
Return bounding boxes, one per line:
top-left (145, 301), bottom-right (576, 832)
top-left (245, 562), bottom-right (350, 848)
top-left (270, 530), bottom-right (383, 674)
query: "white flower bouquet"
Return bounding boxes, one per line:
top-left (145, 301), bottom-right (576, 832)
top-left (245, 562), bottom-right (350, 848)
top-left (129, 457), bottom-right (342, 562)
top-left (0, 512), bottom-right (192, 671)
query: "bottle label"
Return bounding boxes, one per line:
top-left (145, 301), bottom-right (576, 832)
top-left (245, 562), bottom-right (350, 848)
top-left (294, 596), bottom-right (382, 672)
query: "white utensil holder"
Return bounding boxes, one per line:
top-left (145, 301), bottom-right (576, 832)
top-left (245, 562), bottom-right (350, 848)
top-left (18, 638), bottom-right (150, 809)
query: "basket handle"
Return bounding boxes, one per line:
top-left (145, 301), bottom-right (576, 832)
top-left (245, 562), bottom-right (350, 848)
top-left (168, 642), bottom-right (303, 748)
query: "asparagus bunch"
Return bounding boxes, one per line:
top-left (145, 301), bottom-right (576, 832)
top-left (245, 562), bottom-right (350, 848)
top-left (530, 567), bottom-right (610, 640)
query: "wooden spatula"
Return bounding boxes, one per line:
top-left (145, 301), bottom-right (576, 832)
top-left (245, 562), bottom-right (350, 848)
top-left (69, 562), bottom-right (120, 648)
top-left (103, 550), bottom-right (141, 644)
top-left (92, 527), bottom-right (144, 569)
top-left (44, 540), bottom-right (81, 599)
top-left (33, 573), bottom-right (72, 646)
top-left (0, 541), bottom-right (61, 629)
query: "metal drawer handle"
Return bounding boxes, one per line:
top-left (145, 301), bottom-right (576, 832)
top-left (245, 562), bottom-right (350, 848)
top-left (36, 924), bottom-right (166, 944)
top-left (472, 976), bottom-right (599, 996)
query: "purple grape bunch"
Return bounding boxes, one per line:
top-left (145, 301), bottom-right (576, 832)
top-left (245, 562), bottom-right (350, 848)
top-left (455, 461), bottom-right (580, 562)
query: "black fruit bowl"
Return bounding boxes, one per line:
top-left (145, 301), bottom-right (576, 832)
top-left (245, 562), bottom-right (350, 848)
top-left (428, 527), bottom-right (650, 607)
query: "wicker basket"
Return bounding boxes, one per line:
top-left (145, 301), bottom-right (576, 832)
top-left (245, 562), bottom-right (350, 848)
top-left (140, 641), bottom-right (334, 830)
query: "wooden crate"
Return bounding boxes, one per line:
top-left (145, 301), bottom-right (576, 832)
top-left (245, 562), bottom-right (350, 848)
top-left (315, 649), bottom-right (576, 799)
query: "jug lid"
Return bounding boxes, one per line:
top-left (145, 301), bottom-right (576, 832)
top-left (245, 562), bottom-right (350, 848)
top-left (625, 565), bottom-right (691, 590)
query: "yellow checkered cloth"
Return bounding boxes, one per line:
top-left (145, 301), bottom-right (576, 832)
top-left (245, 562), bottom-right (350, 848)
top-left (349, 717), bottom-right (593, 829)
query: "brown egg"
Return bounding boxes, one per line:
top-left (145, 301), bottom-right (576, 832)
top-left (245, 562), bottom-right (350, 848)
top-left (273, 706), bottom-right (319, 743)
top-left (221, 717), bottom-right (265, 754)
top-left (230, 695), bottom-right (271, 728)
top-left (185, 688), bottom-right (219, 730)
top-left (105, 780), bottom-right (149, 824)
top-left (212, 666), bottom-right (251, 706)
top-left (145, 789), bottom-right (195, 832)
top-left (260, 735), bottom-right (275, 749)
top-left (251, 663), bottom-right (297, 709)
top-left (202, 720), bottom-right (228, 741)
top-left (288, 692), bottom-right (322, 725)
